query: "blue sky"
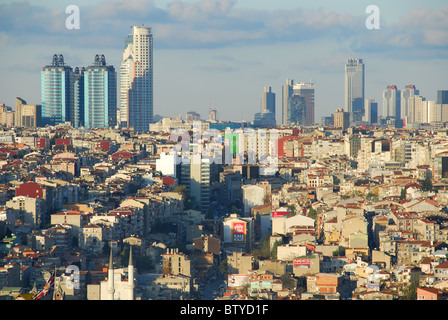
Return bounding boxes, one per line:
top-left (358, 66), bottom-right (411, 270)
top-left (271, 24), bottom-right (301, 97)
top-left (0, 0), bottom-right (447, 123)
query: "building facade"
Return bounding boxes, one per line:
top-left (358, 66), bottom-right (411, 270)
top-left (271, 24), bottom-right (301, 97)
top-left (41, 54), bottom-right (74, 126)
top-left (83, 55), bottom-right (117, 128)
top-left (345, 58), bottom-right (365, 124)
top-left (120, 26), bottom-right (153, 132)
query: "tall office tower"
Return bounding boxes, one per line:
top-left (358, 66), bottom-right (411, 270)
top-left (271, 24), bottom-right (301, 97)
top-left (84, 55), bottom-right (117, 129)
top-left (383, 85), bottom-right (401, 119)
top-left (364, 98), bottom-right (378, 124)
top-left (408, 95), bottom-right (427, 124)
top-left (255, 86), bottom-right (276, 127)
top-left (41, 54), bottom-right (74, 126)
top-left (120, 26), bottom-right (153, 132)
top-left (438, 90), bottom-right (448, 104)
top-left (14, 97), bottom-right (41, 128)
top-left (292, 82), bottom-right (315, 125)
top-left (401, 85), bottom-right (419, 120)
top-left (209, 108), bottom-right (217, 122)
top-left (427, 100), bottom-right (441, 123)
top-left (282, 79), bottom-right (294, 125)
top-left (73, 67), bottom-right (85, 128)
top-left (345, 58), bottom-right (365, 124)
top-left (286, 95), bottom-right (306, 125)
top-left (261, 86), bottom-right (275, 115)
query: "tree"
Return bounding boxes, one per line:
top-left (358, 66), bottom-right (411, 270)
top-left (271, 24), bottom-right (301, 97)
top-left (219, 259), bottom-right (228, 276)
top-left (270, 240), bottom-right (282, 260)
top-left (308, 208), bottom-right (317, 221)
top-left (400, 188), bottom-right (407, 200)
top-left (421, 177), bottom-right (433, 192)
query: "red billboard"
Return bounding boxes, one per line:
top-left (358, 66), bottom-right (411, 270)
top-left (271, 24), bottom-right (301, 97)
top-left (232, 222), bottom-right (246, 243)
top-left (272, 211), bottom-right (290, 218)
top-left (294, 258), bottom-right (311, 267)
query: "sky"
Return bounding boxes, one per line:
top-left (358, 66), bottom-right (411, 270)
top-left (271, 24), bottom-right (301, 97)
top-left (0, 0), bottom-right (447, 123)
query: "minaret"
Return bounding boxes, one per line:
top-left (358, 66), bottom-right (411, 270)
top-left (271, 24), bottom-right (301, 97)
top-left (107, 247), bottom-right (115, 300)
top-left (128, 245), bottom-right (134, 300)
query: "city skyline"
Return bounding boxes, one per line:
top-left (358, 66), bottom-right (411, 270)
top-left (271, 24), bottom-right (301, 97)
top-left (0, 0), bottom-right (447, 125)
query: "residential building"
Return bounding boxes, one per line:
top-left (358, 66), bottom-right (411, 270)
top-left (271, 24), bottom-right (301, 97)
top-left (41, 54), bottom-right (74, 126)
top-left (84, 55), bottom-right (117, 128)
top-left (120, 26), bottom-right (153, 131)
top-left (14, 97), bottom-right (41, 128)
top-left (401, 85), bottom-right (419, 120)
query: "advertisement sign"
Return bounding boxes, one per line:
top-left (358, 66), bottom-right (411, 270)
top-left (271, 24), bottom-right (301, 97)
top-left (228, 274), bottom-right (250, 288)
top-left (272, 211), bottom-right (290, 218)
top-left (232, 222), bottom-right (246, 243)
top-left (294, 258), bottom-right (311, 268)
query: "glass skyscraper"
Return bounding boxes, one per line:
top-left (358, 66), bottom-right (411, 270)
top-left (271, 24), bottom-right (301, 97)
top-left (383, 85), bottom-right (401, 120)
top-left (282, 79), bottom-right (315, 125)
top-left (73, 67), bottom-right (85, 128)
top-left (401, 85), bottom-right (419, 120)
top-left (345, 58), bottom-right (365, 124)
top-left (84, 55), bottom-right (117, 129)
top-left (41, 54), bottom-right (74, 126)
top-left (120, 26), bottom-right (153, 132)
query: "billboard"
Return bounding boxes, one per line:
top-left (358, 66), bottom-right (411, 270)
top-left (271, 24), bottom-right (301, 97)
top-left (232, 222), bottom-right (246, 243)
top-left (294, 258), bottom-right (311, 268)
top-left (272, 211), bottom-right (290, 218)
top-left (228, 274), bottom-right (250, 288)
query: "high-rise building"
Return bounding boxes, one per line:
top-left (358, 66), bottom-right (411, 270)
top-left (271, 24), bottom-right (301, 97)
top-left (364, 98), bottom-right (378, 124)
top-left (401, 85), bottom-right (419, 119)
top-left (261, 86), bottom-right (275, 116)
top-left (178, 154), bottom-right (211, 211)
top-left (407, 95), bottom-right (427, 124)
top-left (73, 67), bottom-right (85, 128)
top-left (383, 85), bottom-right (401, 120)
top-left (282, 79), bottom-right (314, 126)
top-left (293, 82), bottom-right (315, 125)
top-left (334, 108), bottom-right (350, 131)
top-left (345, 58), bottom-right (365, 124)
top-left (282, 79), bottom-right (294, 125)
top-left (120, 26), bottom-right (153, 132)
top-left (286, 95), bottom-right (306, 125)
top-left (437, 90), bottom-right (448, 104)
top-left (84, 55), bottom-right (117, 128)
top-left (41, 54), bottom-right (74, 126)
top-left (14, 97), bottom-right (41, 128)
top-left (255, 86), bottom-right (276, 127)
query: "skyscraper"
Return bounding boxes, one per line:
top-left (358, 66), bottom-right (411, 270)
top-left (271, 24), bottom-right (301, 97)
top-left (73, 67), bottom-right (85, 128)
top-left (120, 26), bottom-right (153, 132)
top-left (261, 86), bottom-right (275, 115)
top-left (401, 84), bottom-right (419, 120)
top-left (437, 90), bottom-right (448, 104)
top-left (41, 54), bottom-right (74, 126)
top-left (282, 79), bottom-right (314, 126)
top-left (383, 85), bottom-right (401, 120)
top-left (286, 95), bottom-right (306, 125)
top-left (345, 58), bottom-right (365, 124)
top-left (255, 86), bottom-right (276, 127)
top-left (282, 79), bottom-right (294, 125)
top-left (293, 82), bottom-right (315, 125)
top-left (84, 55), bottom-right (117, 128)
top-left (364, 98), bottom-right (378, 124)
